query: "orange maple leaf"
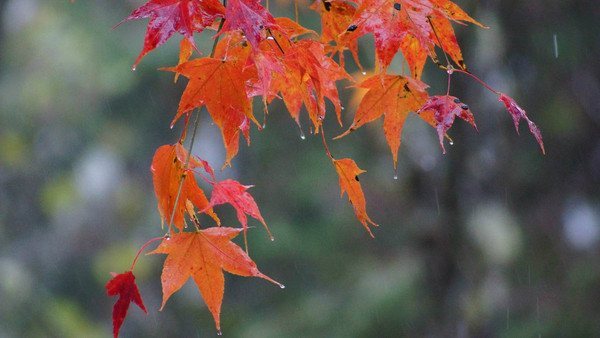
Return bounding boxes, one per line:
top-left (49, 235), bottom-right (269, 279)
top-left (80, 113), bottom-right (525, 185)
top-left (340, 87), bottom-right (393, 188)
top-left (333, 158), bottom-right (378, 237)
top-left (272, 39), bottom-right (351, 130)
top-left (148, 229), bottom-right (282, 332)
top-left (336, 74), bottom-right (430, 168)
top-left (151, 143), bottom-right (219, 231)
top-left (163, 58), bottom-right (260, 167)
top-left (309, 0), bottom-right (362, 70)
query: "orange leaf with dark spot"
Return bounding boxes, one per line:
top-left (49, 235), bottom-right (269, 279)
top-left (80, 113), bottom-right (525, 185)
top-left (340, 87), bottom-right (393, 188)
top-left (148, 229), bottom-right (282, 332)
top-left (333, 158), bottom-right (378, 237)
top-left (106, 271), bottom-right (147, 338)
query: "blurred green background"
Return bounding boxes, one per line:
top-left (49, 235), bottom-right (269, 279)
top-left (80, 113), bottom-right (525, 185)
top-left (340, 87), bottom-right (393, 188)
top-left (1, 0), bottom-right (599, 337)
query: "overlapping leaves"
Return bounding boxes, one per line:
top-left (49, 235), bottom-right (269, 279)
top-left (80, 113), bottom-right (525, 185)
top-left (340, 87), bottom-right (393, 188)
top-left (108, 0), bottom-right (545, 336)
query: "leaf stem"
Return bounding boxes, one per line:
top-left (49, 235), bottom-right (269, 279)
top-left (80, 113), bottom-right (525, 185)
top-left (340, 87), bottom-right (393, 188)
top-left (321, 126), bottom-right (333, 160)
top-left (210, 0), bottom-right (227, 59)
top-left (453, 69), bottom-right (501, 95)
top-left (267, 29), bottom-right (285, 54)
top-left (130, 236), bottom-right (168, 271)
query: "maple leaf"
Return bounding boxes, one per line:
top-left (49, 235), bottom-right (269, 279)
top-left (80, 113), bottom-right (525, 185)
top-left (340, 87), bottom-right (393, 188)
top-left (341, 0), bottom-right (485, 76)
top-left (115, 0), bottom-right (225, 69)
top-left (336, 75), bottom-right (430, 168)
top-left (333, 158), bottom-right (378, 237)
top-left (272, 39), bottom-right (351, 130)
top-left (218, 0), bottom-right (279, 49)
top-left (151, 143), bottom-right (219, 231)
top-left (202, 179), bottom-right (273, 240)
top-left (416, 95), bottom-right (478, 153)
top-left (310, 0), bottom-right (362, 70)
top-left (106, 271), bottom-right (147, 338)
top-left (163, 58), bottom-right (260, 167)
top-left (499, 93), bottom-right (545, 154)
top-left (148, 229), bottom-right (282, 332)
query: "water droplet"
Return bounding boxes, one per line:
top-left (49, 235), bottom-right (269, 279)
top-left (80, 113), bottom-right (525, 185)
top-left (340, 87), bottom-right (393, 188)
top-left (217, 330), bottom-right (223, 336)
top-left (267, 36), bottom-right (274, 40)
top-left (447, 68), bottom-right (454, 75)
top-left (341, 106), bottom-right (345, 110)
top-left (270, 237), bottom-right (275, 242)
top-left (449, 140), bottom-right (454, 146)
top-left (393, 174), bottom-right (398, 180)
top-left (132, 65), bottom-right (137, 71)
top-left (361, 71), bottom-right (367, 75)
top-left (262, 122), bottom-right (266, 129)
top-left (299, 130), bottom-right (306, 140)
top-left (279, 284), bottom-right (286, 289)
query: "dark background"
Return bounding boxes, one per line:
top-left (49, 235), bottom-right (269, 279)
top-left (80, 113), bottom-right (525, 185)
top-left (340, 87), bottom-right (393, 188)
top-left (1, 0), bottom-right (599, 337)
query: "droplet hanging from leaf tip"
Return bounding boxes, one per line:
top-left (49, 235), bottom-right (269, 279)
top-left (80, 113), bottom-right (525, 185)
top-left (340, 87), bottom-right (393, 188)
top-left (449, 140), bottom-right (454, 145)
top-left (361, 71), bottom-right (367, 75)
top-left (341, 105), bottom-right (345, 110)
top-left (299, 130), bottom-right (306, 140)
top-left (132, 65), bottom-right (137, 71)
top-left (279, 284), bottom-right (285, 289)
top-left (270, 237), bottom-right (275, 242)
top-left (217, 330), bottom-right (222, 336)
top-left (393, 174), bottom-right (398, 180)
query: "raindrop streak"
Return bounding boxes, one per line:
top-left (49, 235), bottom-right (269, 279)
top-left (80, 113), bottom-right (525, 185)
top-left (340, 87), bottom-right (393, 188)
top-left (553, 33), bottom-right (558, 58)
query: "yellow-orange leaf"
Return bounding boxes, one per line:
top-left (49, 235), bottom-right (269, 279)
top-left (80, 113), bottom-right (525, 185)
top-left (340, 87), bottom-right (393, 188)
top-left (333, 158), bottom-right (377, 237)
top-left (148, 229), bottom-right (282, 332)
top-left (336, 75), bottom-right (430, 168)
top-left (151, 143), bottom-right (219, 231)
top-left (162, 58), bottom-right (260, 167)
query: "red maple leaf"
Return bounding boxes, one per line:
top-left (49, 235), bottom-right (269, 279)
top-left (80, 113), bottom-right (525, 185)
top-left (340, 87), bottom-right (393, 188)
top-left (416, 95), bottom-right (478, 153)
top-left (148, 229), bottom-right (282, 333)
top-left (342, 0), bottom-right (485, 76)
top-left (218, 0), bottom-right (279, 49)
top-left (116, 0), bottom-right (225, 69)
top-left (106, 271), bottom-right (147, 338)
top-left (202, 179), bottom-right (273, 240)
top-left (333, 158), bottom-right (378, 237)
top-left (499, 93), bottom-right (545, 154)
